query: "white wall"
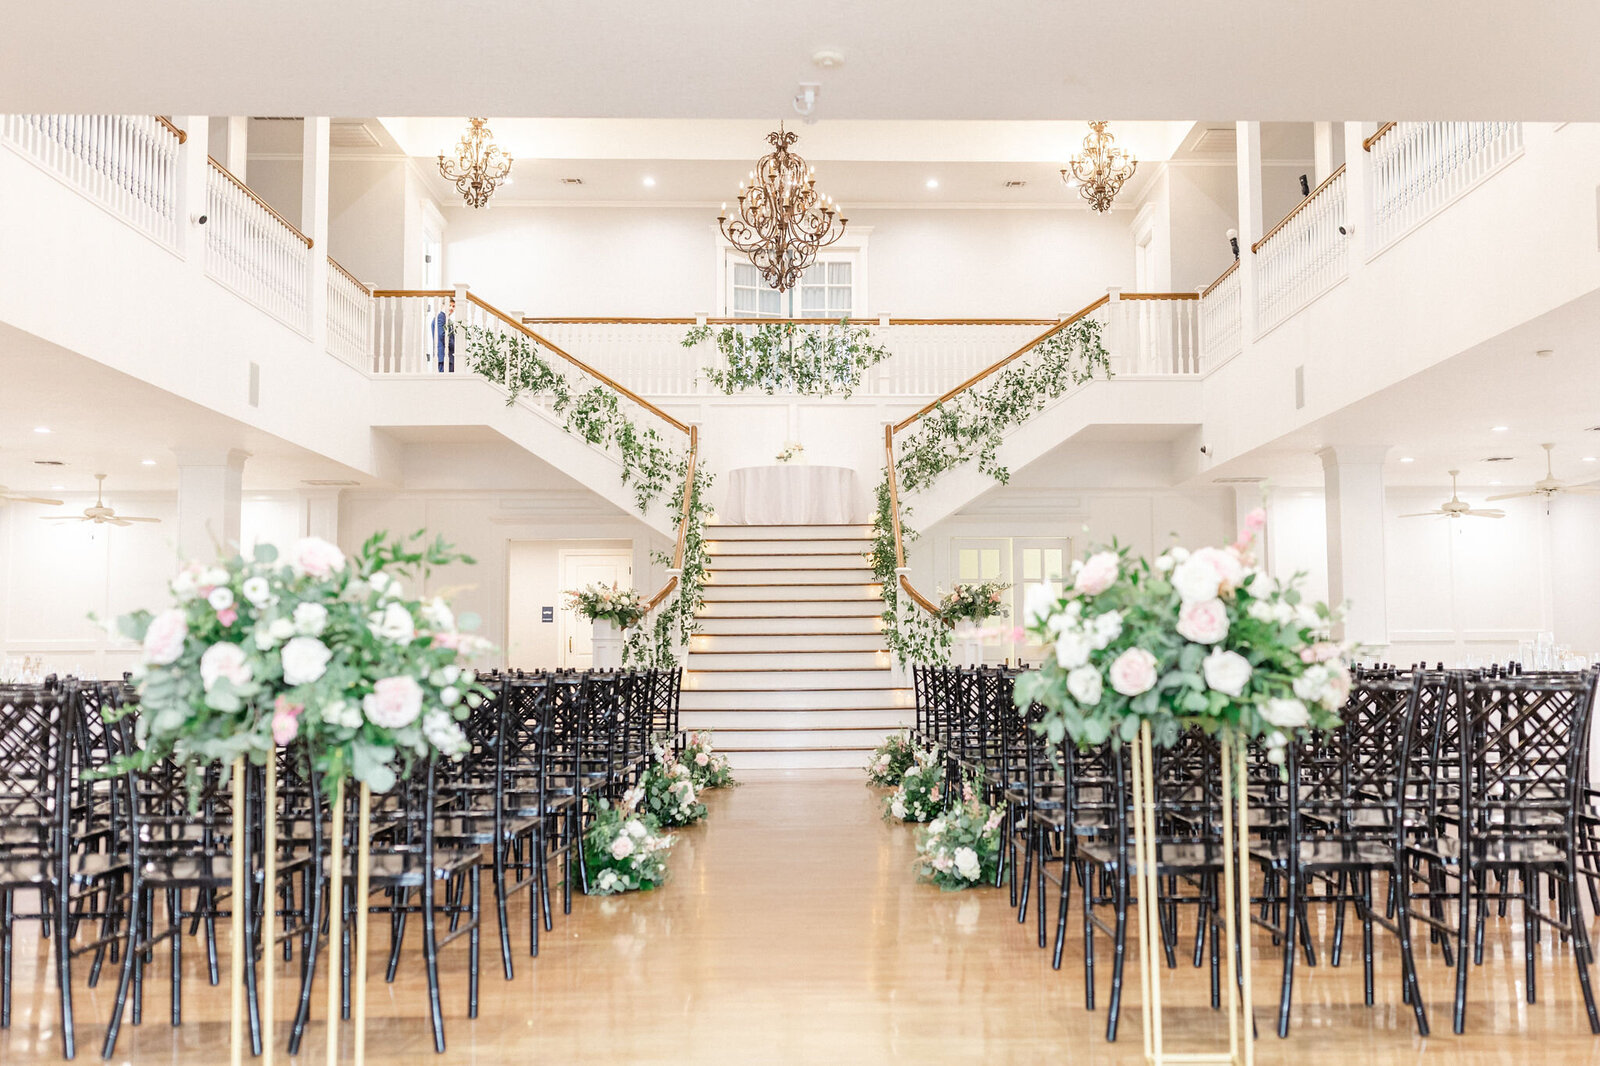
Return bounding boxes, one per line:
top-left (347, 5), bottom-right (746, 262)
top-left (1263, 488), bottom-right (1600, 666)
top-left (506, 538), bottom-right (633, 667)
top-left (442, 203), bottom-right (1135, 317)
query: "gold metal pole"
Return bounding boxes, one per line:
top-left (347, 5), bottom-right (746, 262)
top-left (230, 758), bottom-right (246, 1066)
top-left (263, 757), bottom-right (277, 1066)
top-left (327, 778), bottom-right (345, 1066)
top-left (354, 783), bottom-right (372, 1066)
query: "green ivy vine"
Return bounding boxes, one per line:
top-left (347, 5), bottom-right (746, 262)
top-left (624, 464), bottom-right (716, 669)
top-left (894, 318), bottom-right (1111, 493)
top-left (459, 323), bottom-right (682, 513)
top-left (868, 478), bottom-right (951, 668)
top-left (682, 319), bottom-right (892, 398)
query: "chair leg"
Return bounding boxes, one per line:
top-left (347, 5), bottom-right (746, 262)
top-left (1105, 868), bottom-right (1129, 1042)
top-left (385, 888), bottom-right (409, 983)
top-left (101, 880), bottom-right (143, 1058)
top-left (1394, 862), bottom-right (1430, 1036)
top-left (1016, 823), bottom-right (1035, 924)
top-left (492, 841), bottom-right (513, 980)
top-left (1, 889), bottom-right (12, 1029)
top-left (53, 879), bottom-right (75, 1061)
top-left (1525, 869), bottom-right (1539, 1005)
top-left (286, 870), bottom-right (324, 1055)
top-left (1051, 853), bottom-right (1074, 971)
top-left (1083, 862), bottom-right (1097, 1010)
top-left (1565, 858), bottom-right (1600, 1033)
top-left (468, 868), bottom-right (481, 1020)
top-left (1277, 866), bottom-right (1298, 1038)
top-left (167, 887), bottom-right (182, 1027)
top-left (420, 876), bottom-right (446, 1053)
top-left (1452, 865), bottom-right (1471, 1034)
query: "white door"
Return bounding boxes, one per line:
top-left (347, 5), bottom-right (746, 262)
top-left (558, 550), bottom-right (633, 668)
top-left (952, 538), bottom-right (1010, 665)
top-left (1013, 538), bottom-right (1070, 666)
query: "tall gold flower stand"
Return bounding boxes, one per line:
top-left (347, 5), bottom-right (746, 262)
top-left (230, 763), bottom-right (373, 1066)
top-left (1129, 723), bottom-right (1255, 1066)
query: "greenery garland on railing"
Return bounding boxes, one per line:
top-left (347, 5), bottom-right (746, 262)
top-left (681, 319), bottom-right (892, 398)
top-left (459, 323), bottom-right (682, 513)
top-left (868, 478), bottom-right (951, 668)
top-left (624, 464), bottom-right (715, 669)
top-left (894, 318), bottom-right (1111, 493)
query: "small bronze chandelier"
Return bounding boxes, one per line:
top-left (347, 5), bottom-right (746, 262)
top-left (438, 118), bottom-right (514, 208)
top-left (1061, 121), bottom-right (1137, 213)
top-left (719, 124), bottom-right (847, 292)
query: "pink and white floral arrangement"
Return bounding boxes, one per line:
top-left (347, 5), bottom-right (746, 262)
top-left (564, 582), bottom-right (647, 628)
top-left (582, 789), bottom-right (676, 895)
top-left (937, 580), bottom-right (1012, 625)
top-left (117, 532), bottom-right (491, 792)
top-left (679, 730), bottom-right (736, 790)
top-left (884, 745), bottom-right (945, 823)
top-left (1015, 510), bottom-right (1351, 758)
top-left (915, 779), bottom-right (1004, 890)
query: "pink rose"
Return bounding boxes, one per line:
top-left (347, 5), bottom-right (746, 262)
top-left (271, 697), bottom-right (303, 746)
top-left (216, 606), bottom-right (238, 628)
top-left (1108, 647), bottom-right (1159, 697)
top-left (362, 675), bottom-right (423, 729)
top-left (199, 642), bottom-right (252, 692)
top-left (1073, 551), bottom-right (1120, 597)
top-left (289, 537), bottom-right (346, 579)
top-left (141, 608), bottom-right (189, 666)
top-left (695, 752), bottom-right (710, 766)
top-left (1176, 599), bottom-right (1230, 645)
top-left (1245, 508), bottom-right (1267, 532)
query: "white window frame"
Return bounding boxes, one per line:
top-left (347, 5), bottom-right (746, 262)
top-left (714, 226), bottom-right (871, 318)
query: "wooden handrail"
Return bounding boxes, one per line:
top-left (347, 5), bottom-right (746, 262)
top-left (523, 316), bottom-right (1062, 327)
top-left (327, 257), bottom-right (370, 296)
top-left (155, 116), bottom-right (187, 144)
top-left (1118, 292), bottom-right (1200, 302)
top-left (1200, 258), bottom-right (1240, 299)
top-left (891, 294), bottom-right (1111, 433)
top-left (1251, 163), bottom-right (1347, 254)
top-left (883, 423), bottom-right (944, 622)
top-left (643, 425), bottom-right (698, 613)
top-left (1363, 122), bottom-right (1398, 152)
top-left (464, 293), bottom-right (692, 435)
top-left (370, 289), bottom-right (454, 298)
top-left (207, 157), bottom-right (313, 248)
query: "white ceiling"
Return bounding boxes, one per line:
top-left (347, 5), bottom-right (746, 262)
top-left (5, 2), bottom-right (1596, 120)
top-left (1206, 290), bottom-right (1600, 491)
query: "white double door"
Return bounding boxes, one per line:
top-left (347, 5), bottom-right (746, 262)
top-left (951, 537), bottom-right (1069, 665)
top-left (558, 550), bottom-right (633, 669)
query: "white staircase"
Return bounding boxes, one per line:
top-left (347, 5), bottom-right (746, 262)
top-left (681, 524), bottom-right (912, 769)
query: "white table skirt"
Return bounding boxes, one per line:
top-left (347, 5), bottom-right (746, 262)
top-left (722, 464), bottom-right (865, 525)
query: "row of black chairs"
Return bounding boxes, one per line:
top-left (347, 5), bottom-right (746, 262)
top-left (0, 666), bottom-right (682, 1060)
top-left (911, 662), bottom-right (1600, 1043)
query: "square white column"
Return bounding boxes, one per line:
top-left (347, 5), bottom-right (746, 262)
top-left (174, 448), bottom-right (249, 560)
top-left (1318, 444), bottom-right (1391, 647)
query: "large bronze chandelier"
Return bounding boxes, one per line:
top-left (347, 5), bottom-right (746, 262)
top-left (719, 124), bottom-right (847, 292)
top-left (1061, 121), bottom-right (1137, 213)
top-left (438, 118), bottom-right (514, 208)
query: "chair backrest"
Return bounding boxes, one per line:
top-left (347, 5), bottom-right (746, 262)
top-left (0, 681), bottom-right (74, 858)
top-left (1292, 674), bottom-right (1424, 839)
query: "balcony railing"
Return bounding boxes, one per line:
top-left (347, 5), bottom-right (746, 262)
top-left (1, 114), bottom-right (184, 246)
top-left (1365, 121), bottom-right (1523, 252)
top-left (1199, 260), bottom-right (1242, 366)
top-left (326, 258), bottom-right (372, 369)
top-left (1253, 164), bottom-right (1349, 335)
top-left (205, 157), bottom-right (313, 332)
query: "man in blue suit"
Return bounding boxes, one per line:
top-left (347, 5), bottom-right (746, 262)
top-left (432, 295), bottom-right (456, 372)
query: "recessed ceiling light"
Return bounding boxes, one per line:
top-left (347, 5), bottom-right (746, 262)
top-left (642, 176), bottom-right (656, 187)
top-left (33, 426), bottom-right (49, 434)
top-left (1584, 457), bottom-right (1598, 463)
top-left (50, 485), bottom-right (65, 492)
top-left (926, 178), bottom-right (939, 189)
top-left (1399, 456), bottom-right (1415, 463)
top-left (1491, 425), bottom-right (1509, 432)
top-left (140, 459), bottom-right (156, 466)
top-left (1489, 480), bottom-right (1502, 485)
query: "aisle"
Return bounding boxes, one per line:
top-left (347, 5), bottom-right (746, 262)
top-left (3, 772), bottom-right (1595, 1063)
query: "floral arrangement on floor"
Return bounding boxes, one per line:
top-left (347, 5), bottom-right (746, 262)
top-left (565, 582), bottom-right (647, 628)
top-left (639, 751), bottom-right (708, 827)
top-left (583, 791), bottom-right (676, 895)
top-left (866, 731), bottom-right (918, 787)
top-left (116, 532), bottom-right (492, 792)
top-left (680, 730), bottom-right (736, 789)
top-left (916, 783), bottom-right (1004, 890)
top-left (1014, 510), bottom-right (1351, 759)
top-left (775, 441), bottom-right (805, 463)
top-left (937, 580), bottom-right (1011, 625)
top-left (884, 745), bottom-right (946, 823)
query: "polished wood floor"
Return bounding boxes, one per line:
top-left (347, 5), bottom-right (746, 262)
top-left (4, 770), bottom-right (1599, 1063)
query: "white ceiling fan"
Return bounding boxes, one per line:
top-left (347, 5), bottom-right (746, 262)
top-left (40, 474), bottom-right (160, 526)
top-left (1398, 470), bottom-right (1505, 520)
top-left (0, 485), bottom-right (63, 505)
top-left (1485, 443), bottom-right (1600, 502)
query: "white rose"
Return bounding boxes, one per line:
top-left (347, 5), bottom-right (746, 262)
top-left (241, 576), bottom-right (274, 608)
top-left (199, 642), bottom-right (252, 692)
top-left (1023, 582), bottom-right (1060, 628)
top-left (207, 586), bottom-right (235, 611)
top-left (609, 834), bottom-right (636, 861)
top-left (1201, 648), bottom-right (1253, 698)
top-left (625, 819), bottom-right (648, 839)
top-left (441, 664), bottom-right (461, 685)
top-left (280, 636), bottom-right (332, 686)
top-left (200, 567), bottom-right (230, 588)
top-left (1170, 556), bottom-right (1222, 604)
top-left (1089, 610), bottom-right (1123, 649)
top-left (421, 597), bottom-right (456, 632)
top-left (289, 537), bottom-right (346, 579)
top-left (1053, 631), bottom-right (1093, 670)
top-left (1108, 648), bottom-right (1160, 697)
top-left (141, 608), bottom-right (189, 665)
top-left (1066, 665), bottom-right (1103, 706)
top-left (1176, 598), bottom-right (1230, 645)
top-left (253, 627), bottom-right (277, 651)
top-left (1073, 552), bottom-right (1121, 597)
top-left (1293, 664), bottom-right (1332, 704)
top-left (953, 846), bottom-right (981, 881)
top-left (369, 602), bottom-right (416, 644)
top-left (891, 799), bottom-right (907, 820)
top-left (292, 602), bottom-right (328, 636)
top-left (440, 685), bottom-right (461, 706)
top-left (171, 568), bottom-right (201, 602)
top-left (1247, 600), bottom-right (1278, 624)
top-left (1261, 698), bottom-right (1310, 729)
top-left (269, 618), bottom-right (296, 641)
top-left (1155, 552), bottom-right (1177, 573)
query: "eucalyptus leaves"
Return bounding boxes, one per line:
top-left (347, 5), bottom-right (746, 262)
top-left (868, 478), bottom-right (951, 668)
top-left (623, 465), bottom-right (716, 669)
top-left (895, 318), bottom-right (1111, 492)
top-left (683, 319), bottom-right (891, 397)
top-left (458, 323), bottom-right (683, 513)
